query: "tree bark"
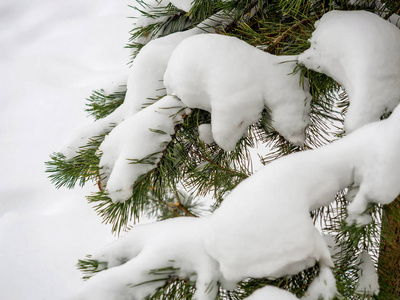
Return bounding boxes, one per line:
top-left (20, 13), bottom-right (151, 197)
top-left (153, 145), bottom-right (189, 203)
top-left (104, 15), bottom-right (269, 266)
top-left (378, 195), bottom-right (400, 299)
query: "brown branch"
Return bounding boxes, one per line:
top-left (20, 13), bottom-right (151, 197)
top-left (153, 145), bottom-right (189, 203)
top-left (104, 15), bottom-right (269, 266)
top-left (168, 202), bottom-right (197, 218)
top-left (170, 188), bottom-right (198, 218)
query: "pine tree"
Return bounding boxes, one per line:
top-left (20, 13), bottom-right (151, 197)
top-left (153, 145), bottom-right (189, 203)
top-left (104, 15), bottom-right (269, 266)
top-left (46, 0), bottom-right (400, 299)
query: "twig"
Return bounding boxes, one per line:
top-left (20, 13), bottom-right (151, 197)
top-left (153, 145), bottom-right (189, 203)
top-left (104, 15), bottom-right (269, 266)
top-left (171, 189), bottom-right (198, 217)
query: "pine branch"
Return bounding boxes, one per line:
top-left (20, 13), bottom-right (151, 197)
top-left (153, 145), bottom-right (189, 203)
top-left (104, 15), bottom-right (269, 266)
top-left (77, 256), bottom-right (106, 280)
top-left (45, 134), bottom-right (106, 189)
top-left (85, 88), bottom-right (126, 120)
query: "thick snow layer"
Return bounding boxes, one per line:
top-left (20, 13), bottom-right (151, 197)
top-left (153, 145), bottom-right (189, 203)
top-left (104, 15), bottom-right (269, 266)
top-left (165, 34), bottom-right (311, 151)
top-left (74, 103), bottom-right (400, 300)
top-left (356, 251), bottom-right (379, 295)
top-left (99, 96), bottom-right (185, 203)
top-left (244, 285), bottom-right (298, 300)
top-left (208, 105), bottom-right (400, 282)
top-left (102, 74), bottom-right (128, 95)
top-left (61, 15), bottom-right (226, 159)
top-left (299, 10), bottom-right (400, 133)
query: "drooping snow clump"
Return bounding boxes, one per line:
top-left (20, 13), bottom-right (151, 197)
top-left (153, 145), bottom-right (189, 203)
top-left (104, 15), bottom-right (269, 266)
top-left (198, 124), bottom-right (215, 145)
top-left (355, 251), bottom-right (379, 295)
top-left (299, 10), bottom-right (400, 132)
top-left (165, 34), bottom-right (312, 151)
top-left (98, 96), bottom-right (186, 203)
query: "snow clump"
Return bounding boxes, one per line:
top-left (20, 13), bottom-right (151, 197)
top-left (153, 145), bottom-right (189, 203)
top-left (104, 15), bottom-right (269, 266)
top-left (298, 10), bottom-right (400, 133)
top-left (98, 96), bottom-right (186, 203)
top-left (198, 124), bottom-right (215, 145)
top-left (73, 217), bottom-right (220, 300)
top-left (355, 251), bottom-right (379, 296)
top-left (165, 34), bottom-right (312, 151)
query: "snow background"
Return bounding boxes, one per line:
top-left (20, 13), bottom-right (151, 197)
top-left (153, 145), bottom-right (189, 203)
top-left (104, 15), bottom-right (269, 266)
top-left (0, 0), bottom-right (132, 298)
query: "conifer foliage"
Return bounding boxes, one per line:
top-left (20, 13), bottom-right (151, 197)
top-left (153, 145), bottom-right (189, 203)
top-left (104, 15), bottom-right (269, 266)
top-left (46, 0), bottom-right (400, 299)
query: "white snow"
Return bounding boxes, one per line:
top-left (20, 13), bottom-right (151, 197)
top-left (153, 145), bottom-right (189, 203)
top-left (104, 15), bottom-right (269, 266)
top-left (165, 34), bottom-right (312, 151)
top-left (99, 96), bottom-right (186, 203)
top-left (0, 0), bottom-right (130, 298)
top-left (74, 217), bottom-right (220, 300)
top-left (299, 10), bottom-right (400, 133)
top-left (356, 251), bottom-right (379, 295)
top-left (244, 285), bottom-right (298, 300)
top-left (208, 104), bottom-right (400, 285)
top-left (198, 124), bottom-right (215, 145)
top-left (302, 266), bottom-right (337, 300)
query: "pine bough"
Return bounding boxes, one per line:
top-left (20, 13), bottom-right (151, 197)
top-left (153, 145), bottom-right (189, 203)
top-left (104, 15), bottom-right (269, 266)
top-left (52, 7), bottom-right (400, 300)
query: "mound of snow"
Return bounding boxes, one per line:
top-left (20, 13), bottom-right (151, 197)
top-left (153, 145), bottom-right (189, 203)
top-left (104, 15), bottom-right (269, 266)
top-left (165, 34), bottom-right (311, 151)
top-left (299, 10), bottom-right (400, 132)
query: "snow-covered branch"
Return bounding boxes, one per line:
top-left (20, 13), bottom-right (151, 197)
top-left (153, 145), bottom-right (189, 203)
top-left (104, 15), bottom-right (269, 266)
top-left (67, 9), bottom-right (400, 300)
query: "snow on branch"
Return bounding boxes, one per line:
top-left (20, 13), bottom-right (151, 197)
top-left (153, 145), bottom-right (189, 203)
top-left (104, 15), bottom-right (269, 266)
top-left (355, 251), bottom-right (379, 296)
top-left (98, 95), bottom-right (187, 203)
top-left (299, 10), bottom-right (400, 133)
top-left (99, 33), bottom-right (311, 202)
top-left (165, 34), bottom-right (312, 151)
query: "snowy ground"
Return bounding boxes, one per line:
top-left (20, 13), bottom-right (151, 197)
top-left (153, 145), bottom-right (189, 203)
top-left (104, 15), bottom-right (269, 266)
top-left (0, 1), bottom-right (132, 298)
